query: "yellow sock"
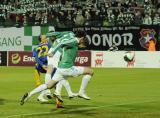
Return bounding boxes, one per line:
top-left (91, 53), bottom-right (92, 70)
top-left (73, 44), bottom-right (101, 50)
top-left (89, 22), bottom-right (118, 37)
top-left (56, 98), bottom-right (62, 105)
top-left (34, 69), bottom-right (41, 87)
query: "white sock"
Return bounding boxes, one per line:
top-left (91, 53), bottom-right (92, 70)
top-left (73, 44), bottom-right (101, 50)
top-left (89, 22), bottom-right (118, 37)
top-left (38, 89), bottom-right (52, 98)
top-left (29, 84), bottom-right (47, 97)
top-left (38, 91), bottom-right (46, 98)
top-left (79, 75), bottom-right (91, 94)
top-left (55, 80), bottom-right (63, 95)
top-left (44, 74), bottom-right (52, 96)
top-left (61, 79), bottom-right (73, 96)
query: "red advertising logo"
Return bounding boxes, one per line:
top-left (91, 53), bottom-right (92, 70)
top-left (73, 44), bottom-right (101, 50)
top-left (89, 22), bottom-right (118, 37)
top-left (95, 52), bottom-right (103, 67)
top-left (8, 51), bottom-right (91, 67)
top-left (127, 60), bottom-right (135, 68)
top-left (75, 51), bottom-right (91, 67)
top-left (123, 51), bottom-right (135, 68)
top-left (8, 51), bottom-right (36, 66)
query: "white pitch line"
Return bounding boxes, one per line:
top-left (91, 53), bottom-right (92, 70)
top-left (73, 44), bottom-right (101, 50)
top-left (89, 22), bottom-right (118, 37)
top-left (1, 100), bottom-right (158, 118)
top-left (0, 106), bottom-right (104, 118)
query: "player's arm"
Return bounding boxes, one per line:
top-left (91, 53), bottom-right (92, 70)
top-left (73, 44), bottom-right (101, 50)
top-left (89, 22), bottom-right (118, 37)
top-left (33, 48), bottom-right (46, 67)
top-left (48, 37), bottom-right (77, 56)
top-left (46, 31), bottom-right (72, 37)
top-left (46, 32), bottom-right (61, 37)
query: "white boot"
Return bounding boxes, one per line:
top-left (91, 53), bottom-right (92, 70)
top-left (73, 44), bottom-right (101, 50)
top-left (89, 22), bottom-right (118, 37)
top-left (78, 93), bottom-right (91, 100)
top-left (37, 90), bottom-right (49, 102)
top-left (37, 96), bottom-right (48, 102)
top-left (69, 93), bottom-right (78, 99)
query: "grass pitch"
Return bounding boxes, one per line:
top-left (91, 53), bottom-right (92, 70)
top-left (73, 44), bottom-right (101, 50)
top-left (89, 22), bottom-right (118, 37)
top-left (0, 67), bottom-right (160, 118)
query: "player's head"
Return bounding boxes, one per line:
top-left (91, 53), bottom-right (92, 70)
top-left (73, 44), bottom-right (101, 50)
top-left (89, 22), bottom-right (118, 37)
top-left (78, 36), bottom-right (89, 48)
top-left (75, 31), bottom-right (89, 48)
top-left (75, 30), bottom-right (86, 38)
top-left (38, 35), bottom-right (48, 43)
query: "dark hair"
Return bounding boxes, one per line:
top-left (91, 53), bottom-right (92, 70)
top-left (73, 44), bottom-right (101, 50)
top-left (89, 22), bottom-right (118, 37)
top-left (83, 37), bottom-right (89, 47)
top-left (50, 37), bottom-right (56, 43)
top-left (75, 30), bottom-right (86, 38)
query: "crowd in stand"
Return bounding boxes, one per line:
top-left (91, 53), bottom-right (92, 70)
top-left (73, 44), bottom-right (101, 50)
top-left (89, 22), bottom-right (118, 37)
top-left (0, 0), bottom-right (160, 27)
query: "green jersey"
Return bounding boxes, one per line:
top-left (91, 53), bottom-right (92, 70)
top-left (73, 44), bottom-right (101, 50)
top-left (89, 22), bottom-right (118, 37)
top-left (47, 31), bottom-right (79, 68)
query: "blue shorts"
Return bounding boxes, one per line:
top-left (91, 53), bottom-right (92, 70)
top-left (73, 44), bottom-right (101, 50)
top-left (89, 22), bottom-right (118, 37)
top-left (36, 64), bottom-right (56, 77)
top-left (35, 64), bottom-right (46, 73)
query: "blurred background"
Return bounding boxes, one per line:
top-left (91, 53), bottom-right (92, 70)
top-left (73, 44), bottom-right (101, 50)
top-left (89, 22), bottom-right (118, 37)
top-left (0, 0), bottom-right (160, 67)
top-left (0, 0), bottom-right (159, 27)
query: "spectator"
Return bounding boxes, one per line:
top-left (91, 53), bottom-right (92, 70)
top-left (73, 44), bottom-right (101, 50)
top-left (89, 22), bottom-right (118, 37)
top-left (65, 11), bottom-right (74, 27)
top-left (48, 13), bottom-right (58, 26)
top-left (28, 12), bottom-right (35, 25)
top-left (57, 11), bottom-right (66, 28)
top-left (74, 10), bottom-right (85, 26)
top-left (35, 12), bottom-right (41, 25)
top-left (153, 13), bottom-right (160, 25)
top-left (143, 13), bottom-right (152, 25)
top-left (41, 12), bottom-right (48, 25)
top-left (103, 17), bottom-right (109, 26)
top-left (0, 0), bottom-right (159, 27)
top-left (117, 11), bottom-right (125, 25)
top-left (23, 14), bottom-right (27, 26)
top-left (84, 10), bottom-right (91, 26)
top-left (134, 11), bottom-right (143, 25)
top-left (107, 9), bottom-right (115, 26)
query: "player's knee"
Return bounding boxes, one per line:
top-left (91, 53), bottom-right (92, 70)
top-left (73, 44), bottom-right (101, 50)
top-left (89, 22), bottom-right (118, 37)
top-left (47, 65), bottom-right (53, 74)
top-left (89, 68), bottom-right (94, 76)
top-left (46, 79), bottom-right (58, 89)
top-left (84, 67), bottom-right (94, 76)
top-left (46, 83), bottom-right (52, 89)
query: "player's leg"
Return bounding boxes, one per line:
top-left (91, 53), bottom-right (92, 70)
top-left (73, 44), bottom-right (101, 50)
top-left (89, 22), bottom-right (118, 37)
top-left (56, 67), bottom-right (93, 100)
top-left (78, 67), bottom-right (94, 100)
top-left (54, 80), bottom-right (63, 96)
top-left (64, 66), bottom-right (93, 100)
top-left (60, 79), bottom-right (77, 98)
top-left (32, 68), bottom-right (58, 100)
top-left (20, 80), bottom-right (57, 105)
top-left (34, 65), bottom-right (49, 102)
top-left (34, 69), bottom-right (41, 87)
top-left (46, 51), bottom-right (66, 102)
top-left (20, 84), bottom-right (48, 105)
top-left (36, 65), bottom-right (52, 102)
top-left (20, 69), bottom-right (63, 105)
top-left (37, 68), bottom-right (53, 102)
top-left (43, 54), bottom-right (59, 97)
top-left (44, 67), bottom-right (55, 99)
top-left (37, 90), bottom-right (49, 102)
top-left (55, 79), bottom-right (77, 99)
top-left (45, 50), bottom-right (61, 81)
top-left (45, 65), bottom-right (53, 81)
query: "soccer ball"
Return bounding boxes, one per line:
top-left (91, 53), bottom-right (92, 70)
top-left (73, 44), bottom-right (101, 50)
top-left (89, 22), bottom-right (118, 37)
top-left (124, 51), bottom-right (135, 62)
